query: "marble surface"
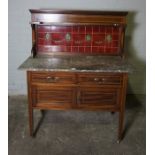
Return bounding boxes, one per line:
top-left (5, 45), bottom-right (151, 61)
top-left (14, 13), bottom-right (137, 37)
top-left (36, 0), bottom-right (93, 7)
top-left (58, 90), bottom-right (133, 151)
top-left (18, 55), bottom-right (133, 73)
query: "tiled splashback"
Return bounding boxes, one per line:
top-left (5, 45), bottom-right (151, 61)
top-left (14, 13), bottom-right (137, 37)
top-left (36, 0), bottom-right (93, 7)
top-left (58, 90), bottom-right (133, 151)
top-left (36, 25), bottom-right (122, 54)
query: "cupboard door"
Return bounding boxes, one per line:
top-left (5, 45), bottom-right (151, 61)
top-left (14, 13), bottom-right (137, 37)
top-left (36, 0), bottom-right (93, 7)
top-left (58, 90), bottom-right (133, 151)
top-left (31, 84), bottom-right (76, 108)
top-left (77, 87), bottom-right (121, 109)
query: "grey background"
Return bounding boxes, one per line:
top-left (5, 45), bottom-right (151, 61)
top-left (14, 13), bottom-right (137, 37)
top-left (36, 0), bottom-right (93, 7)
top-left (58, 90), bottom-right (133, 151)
top-left (8, 0), bottom-right (146, 95)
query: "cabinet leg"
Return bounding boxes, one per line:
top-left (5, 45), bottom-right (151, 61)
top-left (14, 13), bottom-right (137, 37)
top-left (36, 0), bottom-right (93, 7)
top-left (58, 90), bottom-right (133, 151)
top-left (41, 110), bottom-right (46, 116)
top-left (28, 107), bottom-right (34, 137)
top-left (118, 111), bottom-right (124, 142)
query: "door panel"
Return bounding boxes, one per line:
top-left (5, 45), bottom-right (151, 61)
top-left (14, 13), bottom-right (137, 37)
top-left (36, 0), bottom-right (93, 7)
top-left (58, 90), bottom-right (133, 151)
top-left (77, 87), bottom-right (120, 108)
top-left (32, 84), bottom-right (75, 108)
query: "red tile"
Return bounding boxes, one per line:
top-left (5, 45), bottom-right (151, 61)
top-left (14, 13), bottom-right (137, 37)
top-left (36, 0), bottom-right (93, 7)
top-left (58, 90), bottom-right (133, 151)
top-left (72, 34), bottom-right (85, 46)
top-left (86, 26), bottom-right (92, 33)
top-left (78, 26), bottom-right (85, 33)
top-left (61, 46), bottom-right (71, 52)
top-left (98, 46), bottom-right (105, 52)
top-left (73, 26), bottom-right (79, 33)
top-left (85, 41), bottom-right (91, 46)
top-left (51, 26), bottom-right (71, 33)
top-left (111, 41), bottom-right (119, 47)
top-left (93, 25), bottom-right (100, 33)
top-left (64, 40), bottom-right (72, 46)
top-left (112, 26), bottom-right (120, 33)
top-left (44, 40), bottom-right (51, 45)
top-left (37, 26), bottom-right (51, 32)
top-left (85, 47), bottom-right (91, 52)
top-left (63, 26), bottom-right (72, 32)
top-left (106, 26), bottom-right (112, 33)
top-left (66, 46), bottom-right (71, 52)
top-left (79, 47), bottom-right (85, 52)
top-left (38, 39), bottom-right (51, 45)
top-left (37, 33), bottom-right (45, 38)
top-left (100, 26), bottom-right (106, 33)
top-left (52, 33), bottom-right (65, 45)
top-left (105, 48), bottom-right (111, 52)
top-left (38, 39), bottom-right (44, 45)
top-left (51, 33), bottom-right (63, 39)
top-left (72, 46), bottom-right (79, 52)
top-left (92, 47), bottom-right (99, 52)
top-left (93, 35), bottom-right (104, 46)
top-left (51, 26), bottom-right (59, 32)
top-left (112, 34), bottom-right (119, 40)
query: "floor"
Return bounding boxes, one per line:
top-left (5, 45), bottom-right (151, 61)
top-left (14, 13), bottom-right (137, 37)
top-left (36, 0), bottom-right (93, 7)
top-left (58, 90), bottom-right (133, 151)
top-left (8, 94), bottom-right (145, 155)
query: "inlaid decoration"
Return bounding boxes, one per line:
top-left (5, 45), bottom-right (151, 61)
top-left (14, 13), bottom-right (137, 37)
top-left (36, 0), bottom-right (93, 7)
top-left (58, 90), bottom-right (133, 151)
top-left (45, 33), bottom-right (51, 40)
top-left (85, 34), bottom-right (91, 41)
top-left (65, 33), bottom-right (71, 41)
top-left (105, 34), bottom-right (112, 43)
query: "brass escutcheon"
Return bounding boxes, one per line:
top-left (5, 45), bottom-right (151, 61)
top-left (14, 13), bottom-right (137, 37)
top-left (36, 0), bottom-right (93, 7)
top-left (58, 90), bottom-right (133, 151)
top-left (45, 33), bottom-right (51, 40)
top-left (105, 34), bottom-right (112, 42)
top-left (85, 34), bottom-right (91, 41)
top-left (65, 33), bottom-right (71, 41)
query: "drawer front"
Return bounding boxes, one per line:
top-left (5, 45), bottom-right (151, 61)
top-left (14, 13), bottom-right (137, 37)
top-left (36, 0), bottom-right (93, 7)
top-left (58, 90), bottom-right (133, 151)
top-left (32, 85), bottom-right (75, 108)
top-left (31, 72), bottom-right (76, 84)
top-left (78, 73), bottom-right (123, 85)
top-left (77, 87), bottom-right (120, 108)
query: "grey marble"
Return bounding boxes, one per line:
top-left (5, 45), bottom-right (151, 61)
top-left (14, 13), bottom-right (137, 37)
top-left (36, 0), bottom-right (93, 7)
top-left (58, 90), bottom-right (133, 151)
top-left (18, 55), bottom-right (133, 73)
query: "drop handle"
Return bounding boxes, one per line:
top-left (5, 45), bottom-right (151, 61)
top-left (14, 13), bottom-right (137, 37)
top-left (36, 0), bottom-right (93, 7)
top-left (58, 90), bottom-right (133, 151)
top-left (98, 78), bottom-right (106, 84)
top-left (102, 78), bottom-right (105, 81)
top-left (94, 78), bottom-right (99, 81)
top-left (46, 76), bottom-right (60, 82)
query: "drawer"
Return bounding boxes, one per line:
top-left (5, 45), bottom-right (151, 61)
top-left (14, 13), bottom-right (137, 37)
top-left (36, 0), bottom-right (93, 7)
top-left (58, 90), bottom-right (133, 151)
top-left (78, 73), bottom-right (123, 85)
top-left (30, 72), bottom-right (76, 84)
top-left (31, 85), bottom-right (76, 108)
top-left (77, 87), bottom-right (120, 108)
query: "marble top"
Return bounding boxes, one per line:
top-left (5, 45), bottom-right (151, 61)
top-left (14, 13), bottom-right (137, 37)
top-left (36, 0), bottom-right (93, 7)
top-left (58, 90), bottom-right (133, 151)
top-left (18, 55), bottom-right (133, 73)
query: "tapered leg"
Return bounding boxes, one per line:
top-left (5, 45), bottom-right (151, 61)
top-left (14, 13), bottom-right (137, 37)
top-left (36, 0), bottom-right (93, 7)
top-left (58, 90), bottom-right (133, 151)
top-left (117, 73), bottom-right (128, 143)
top-left (41, 110), bottom-right (45, 116)
top-left (28, 106), bottom-right (33, 136)
top-left (27, 71), bottom-right (34, 137)
top-left (117, 110), bottom-right (124, 143)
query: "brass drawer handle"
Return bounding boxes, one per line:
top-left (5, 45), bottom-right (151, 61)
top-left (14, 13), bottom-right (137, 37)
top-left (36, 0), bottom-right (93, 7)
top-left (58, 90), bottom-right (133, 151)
top-left (94, 78), bottom-right (106, 84)
top-left (46, 76), bottom-right (60, 82)
top-left (102, 78), bottom-right (105, 81)
top-left (98, 78), bottom-right (106, 84)
top-left (94, 78), bottom-right (99, 81)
